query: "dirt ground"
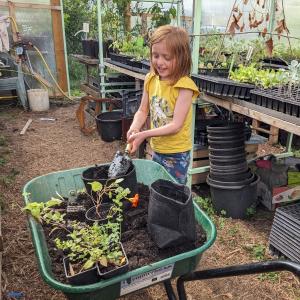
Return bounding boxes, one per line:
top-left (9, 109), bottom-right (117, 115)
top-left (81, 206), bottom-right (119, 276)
top-left (0, 103), bottom-right (299, 300)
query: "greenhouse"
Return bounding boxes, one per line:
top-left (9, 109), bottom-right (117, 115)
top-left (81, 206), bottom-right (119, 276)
top-left (0, 0), bottom-right (300, 299)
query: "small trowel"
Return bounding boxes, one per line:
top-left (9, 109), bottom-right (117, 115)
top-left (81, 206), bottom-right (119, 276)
top-left (108, 144), bottom-right (132, 178)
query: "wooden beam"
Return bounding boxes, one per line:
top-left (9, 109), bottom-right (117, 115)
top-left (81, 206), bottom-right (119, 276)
top-left (20, 118), bottom-right (33, 135)
top-left (104, 61), bottom-right (146, 81)
top-left (0, 1), bottom-right (61, 10)
top-left (51, 0), bottom-right (68, 93)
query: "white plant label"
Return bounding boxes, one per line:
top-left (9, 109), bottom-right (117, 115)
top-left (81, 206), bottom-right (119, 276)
top-left (120, 264), bottom-right (174, 296)
top-left (246, 46), bottom-right (254, 62)
top-left (83, 22), bottom-right (89, 33)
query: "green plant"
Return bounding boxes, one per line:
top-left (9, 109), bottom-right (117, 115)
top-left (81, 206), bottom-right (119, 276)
top-left (258, 272), bottom-right (279, 282)
top-left (148, 3), bottom-right (176, 29)
top-left (193, 196), bottom-right (215, 219)
top-left (55, 221), bottom-right (126, 272)
top-left (22, 197), bottom-right (65, 224)
top-left (246, 206), bottom-right (256, 218)
top-left (230, 64), bottom-right (289, 88)
top-left (251, 244), bottom-right (266, 260)
top-left (87, 178), bottom-right (130, 219)
top-left (112, 36), bottom-right (150, 60)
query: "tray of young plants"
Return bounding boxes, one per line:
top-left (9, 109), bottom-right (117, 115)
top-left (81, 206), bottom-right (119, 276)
top-left (249, 60), bottom-right (300, 117)
top-left (22, 159), bottom-right (216, 300)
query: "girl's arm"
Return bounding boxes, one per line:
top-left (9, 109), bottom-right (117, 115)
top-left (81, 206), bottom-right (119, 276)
top-left (128, 88), bottom-right (193, 153)
top-left (127, 89), bottom-right (149, 139)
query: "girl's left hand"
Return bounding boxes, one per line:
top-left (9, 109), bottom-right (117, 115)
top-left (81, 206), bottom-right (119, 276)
top-left (127, 132), bottom-right (146, 153)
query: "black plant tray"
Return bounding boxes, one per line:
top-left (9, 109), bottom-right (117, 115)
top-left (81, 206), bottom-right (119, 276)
top-left (250, 88), bottom-right (300, 118)
top-left (107, 58), bottom-right (148, 75)
top-left (109, 53), bottom-right (133, 65)
top-left (198, 68), bottom-right (230, 78)
top-left (122, 89), bottom-right (143, 118)
top-left (192, 74), bottom-right (255, 100)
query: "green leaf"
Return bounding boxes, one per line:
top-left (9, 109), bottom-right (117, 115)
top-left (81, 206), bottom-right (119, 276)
top-left (89, 181), bottom-right (103, 192)
top-left (82, 259), bottom-right (94, 270)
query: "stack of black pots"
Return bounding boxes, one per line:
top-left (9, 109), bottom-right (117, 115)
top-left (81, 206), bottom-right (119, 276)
top-left (206, 122), bottom-right (259, 219)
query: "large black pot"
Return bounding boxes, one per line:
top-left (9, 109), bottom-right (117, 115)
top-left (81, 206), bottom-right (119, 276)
top-left (207, 173), bottom-right (254, 187)
top-left (95, 111), bottom-right (122, 142)
top-left (207, 174), bottom-right (260, 219)
top-left (210, 162), bottom-right (248, 173)
top-left (207, 122), bottom-right (245, 132)
top-left (209, 146), bottom-right (245, 156)
top-left (148, 179), bottom-right (196, 249)
top-left (208, 138), bottom-right (245, 149)
top-left (209, 152), bottom-right (246, 161)
top-left (81, 164), bottom-right (138, 204)
top-left (210, 168), bottom-right (253, 182)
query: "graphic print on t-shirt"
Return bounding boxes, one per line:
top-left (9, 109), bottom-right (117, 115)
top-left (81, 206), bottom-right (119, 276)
top-left (150, 95), bottom-right (173, 128)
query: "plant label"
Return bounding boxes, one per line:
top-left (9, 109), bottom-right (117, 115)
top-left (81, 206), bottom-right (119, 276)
top-left (246, 46), bottom-right (254, 62)
top-left (120, 264), bottom-right (174, 296)
top-left (83, 22), bottom-right (89, 33)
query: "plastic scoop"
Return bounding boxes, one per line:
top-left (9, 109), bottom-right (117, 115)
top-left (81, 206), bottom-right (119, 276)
top-left (108, 144), bottom-right (132, 178)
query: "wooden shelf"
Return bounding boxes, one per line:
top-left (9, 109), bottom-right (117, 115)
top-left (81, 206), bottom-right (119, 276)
top-left (104, 60), bottom-right (146, 81)
top-left (200, 93), bottom-right (300, 136)
top-left (71, 54), bottom-right (99, 66)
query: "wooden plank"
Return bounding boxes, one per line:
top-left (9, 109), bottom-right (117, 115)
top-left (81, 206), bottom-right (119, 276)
top-left (20, 118), bottom-right (32, 135)
top-left (104, 61), bottom-right (145, 81)
top-left (51, 0), bottom-right (67, 93)
top-left (201, 93), bottom-right (300, 136)
top-left (0, 1), bottom-right (61, 10)
top-left (80, 84), bottom-right (101, 98)
top-left (71, 54), bottom-right (99, 66)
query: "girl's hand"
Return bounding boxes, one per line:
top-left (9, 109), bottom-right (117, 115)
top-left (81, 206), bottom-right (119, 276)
top-left (127, 132), bottom-right (146, 153)
top-left (127, 128), bottom-right (139, 140)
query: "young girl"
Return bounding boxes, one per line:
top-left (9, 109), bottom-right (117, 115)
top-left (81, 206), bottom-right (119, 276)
top-left (127, 25), bottom-right (199, 184)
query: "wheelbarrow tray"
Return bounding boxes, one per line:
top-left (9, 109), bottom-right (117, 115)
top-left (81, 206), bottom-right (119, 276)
top-left (23, 159), bottom-right (216, 300)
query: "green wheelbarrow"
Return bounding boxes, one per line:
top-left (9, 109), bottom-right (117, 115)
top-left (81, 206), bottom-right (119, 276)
top-left (23, 159), bottom-right (217, 300)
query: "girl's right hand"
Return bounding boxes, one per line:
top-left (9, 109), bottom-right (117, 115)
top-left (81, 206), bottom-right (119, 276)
top-left (127, 128), bottom-right (139, 140)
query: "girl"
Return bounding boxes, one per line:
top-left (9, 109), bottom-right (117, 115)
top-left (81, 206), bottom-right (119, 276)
top-left (127, 25), bottom-right (199, 184)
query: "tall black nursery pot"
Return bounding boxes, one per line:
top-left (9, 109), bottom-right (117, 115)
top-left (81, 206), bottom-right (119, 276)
top-left (95, 111), bottom-right (122, 142)
top-left (207, 174), bottom-right (260, 219)
top-left (148, 179), bottom-right (196, 249)
top-left (81, 164), bottom-right (138, 205)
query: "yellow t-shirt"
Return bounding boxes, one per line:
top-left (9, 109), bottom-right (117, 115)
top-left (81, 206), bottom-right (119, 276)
top-left (145, 72), bottom-right (200, 154)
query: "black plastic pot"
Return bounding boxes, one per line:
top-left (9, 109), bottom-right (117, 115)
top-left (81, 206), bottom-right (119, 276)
top-left (207, 122), bottom-right (245, 132)
top-left (210, 168), bottom-right (253, 182)
top-left (148, 179), bottom-right (196, 249)
top-left (207, 173), bottom-right (254, 187)
top-left (209, 152), bottom-right (246, 160)
top-left (208, 138), bottom-right (245, 149)
top-left (209, 146), bottom-right (245, 156)
top-left (85, 203), bottom-right (114, 224)
top-left (63, 257), bottom-right (99, 285)
top-left (82, 39), bottom-right (96, 58)
top-left (81, 164), bottom-right (138, 201)
top-left (207, 174), bottom-right (260, 219)
top-left (209, 157), bottom-right (246, 167)
top-left (210, 162), bottom-right (248, 173)
top-left (95, 111), bottom-right (122, 142)
top-left (97, 243), bottom-right (129, 279)
top-left (207, 134), bottom-right (245, 141)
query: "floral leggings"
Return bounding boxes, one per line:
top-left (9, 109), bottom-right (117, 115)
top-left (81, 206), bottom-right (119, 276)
top-left (152, 151), bottom-right (191, 185)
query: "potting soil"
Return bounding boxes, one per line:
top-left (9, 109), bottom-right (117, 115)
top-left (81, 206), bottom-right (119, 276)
top-left (43, 183), bottom-right (206, 284)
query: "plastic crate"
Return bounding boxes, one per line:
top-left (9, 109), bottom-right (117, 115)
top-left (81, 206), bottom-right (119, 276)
top-left (122, 90), bottom-right (143, 118)
top-left (23, 159), bottom-right (216, 300)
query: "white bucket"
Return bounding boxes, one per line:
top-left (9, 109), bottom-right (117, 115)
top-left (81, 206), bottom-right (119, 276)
top-left (27, 89), bottom-right (50, 112)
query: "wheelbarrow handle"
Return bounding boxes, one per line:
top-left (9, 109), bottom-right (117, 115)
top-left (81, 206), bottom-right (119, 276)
top-left (177, 260), bottom-right (300, 300)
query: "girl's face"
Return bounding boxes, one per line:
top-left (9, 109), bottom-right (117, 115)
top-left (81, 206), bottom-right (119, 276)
top-left (151, 39), bottom-right (175, 81)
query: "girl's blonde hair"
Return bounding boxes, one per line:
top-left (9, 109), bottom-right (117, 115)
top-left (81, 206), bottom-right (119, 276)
top-left (150, 25), bottom-right (192, 84)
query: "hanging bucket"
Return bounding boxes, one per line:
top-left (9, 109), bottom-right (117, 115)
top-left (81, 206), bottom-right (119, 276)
top-left (27, 89), bottom-right (49, 112)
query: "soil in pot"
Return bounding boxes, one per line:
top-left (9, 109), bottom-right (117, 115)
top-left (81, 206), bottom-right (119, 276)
top-left (42, 183), bottom-right (207, 284)
top-left (81, 163), bottom-right (138, 201)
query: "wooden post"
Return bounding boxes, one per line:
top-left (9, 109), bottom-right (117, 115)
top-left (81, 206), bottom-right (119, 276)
top-left (8, 1), bottom-right (18, 42)
top-left (50, 0), bottom-right (68, 93)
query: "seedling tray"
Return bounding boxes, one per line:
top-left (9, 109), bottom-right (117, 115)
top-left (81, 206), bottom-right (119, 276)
top-left (250, 88), bottom-right (300, 118)
top-left (192, 74), bottom-right (254, 100)
top-left (122, 90), bottom-right (143, 118)
top-left (23, 159), bottom-right (216, 300)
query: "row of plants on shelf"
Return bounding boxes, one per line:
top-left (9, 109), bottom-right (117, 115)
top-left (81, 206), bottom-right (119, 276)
top-left (23, 178), bottom-right (134, 284)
